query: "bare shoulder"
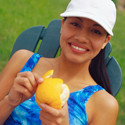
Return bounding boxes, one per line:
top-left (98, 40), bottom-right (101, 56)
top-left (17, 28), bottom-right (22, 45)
top-left (3, 50), bottom-right (33, 72)
top-left (10, 49), bottom-right (34, 61)
top-left (1, 49), bottom-right (34, 73)
top-left (88, 90), bottom-right (119, 125)
top-left (94, 90), bottom-right (118, 109)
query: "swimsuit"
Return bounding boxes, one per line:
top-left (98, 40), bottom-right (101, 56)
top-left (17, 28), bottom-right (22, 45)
top-left (4, 53), bottom-right (104, 125)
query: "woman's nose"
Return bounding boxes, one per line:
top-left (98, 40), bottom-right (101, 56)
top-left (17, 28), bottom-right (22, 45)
top-left (74, 28), bottom-right (89, 43)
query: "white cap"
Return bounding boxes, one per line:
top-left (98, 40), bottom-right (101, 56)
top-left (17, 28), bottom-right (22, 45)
top-left (60, 0), bottom-right (116, 36)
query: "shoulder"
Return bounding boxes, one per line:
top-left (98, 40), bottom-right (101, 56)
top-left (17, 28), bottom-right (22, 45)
top-left (88, 90), bottom-right (119, 125)
top-left (94, 90), bottom-right (119, 112)
top-left (0, 49), bottom-right (34, 80)
top-left (10, 49), bottom-right (34, 66)
top-left (11, 49), bottom-right (34, 60)
top-left (1, 49), bottom-right (34, 73)
top-left (1, 49), bottom-right (34, 76)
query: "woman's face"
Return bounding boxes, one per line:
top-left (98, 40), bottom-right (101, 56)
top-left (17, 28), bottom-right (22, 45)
top-left (60, 17), bottom-right (111, 64)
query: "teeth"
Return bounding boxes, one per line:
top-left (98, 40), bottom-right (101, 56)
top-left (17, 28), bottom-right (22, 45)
top-left (71, 44), bottom-right (87, 51)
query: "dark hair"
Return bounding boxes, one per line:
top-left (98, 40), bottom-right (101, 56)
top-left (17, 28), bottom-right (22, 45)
top-left (64, 17), bottom-right (67, 21)
top-left (89, 48), bottom-right (112, 94)
top-left (63, 17), bottom-right (112, 94)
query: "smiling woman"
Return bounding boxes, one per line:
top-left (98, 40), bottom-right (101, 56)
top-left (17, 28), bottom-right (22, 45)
top-left (0, 0), bottom-right (119, 125)
top-left (60, 16), bottom-right (111, 93)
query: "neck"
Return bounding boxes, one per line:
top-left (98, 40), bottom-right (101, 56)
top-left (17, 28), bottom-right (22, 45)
top-left (54, 55), bottom-right (91, 83)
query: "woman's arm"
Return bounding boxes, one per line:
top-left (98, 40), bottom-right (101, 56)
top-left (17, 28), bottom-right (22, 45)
top-left (0, 95), bottom-right (16, 125)
top-left (0, 50), bottom-right (43, 124)
top-left (0, 50), bottom-right (33, 101)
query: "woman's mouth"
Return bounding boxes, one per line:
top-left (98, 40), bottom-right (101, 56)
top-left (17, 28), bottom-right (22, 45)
top-left (69, 43), bottom-right (89, 54)
top-left (71, 44), bottom-right (87, 51)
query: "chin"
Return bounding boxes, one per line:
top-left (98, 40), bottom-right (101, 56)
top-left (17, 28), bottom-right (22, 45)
top-left (67, 56), bottom-right (87, 64)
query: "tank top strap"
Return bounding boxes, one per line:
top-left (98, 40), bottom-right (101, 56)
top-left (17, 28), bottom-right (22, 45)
top-left (68, 85), bottom-right (105, 110)
top-left (83, 85), bottom-right (105, 105)
top-left (68, 85), bottom-right (105, 125)
top-left (20, 53), bottom-right (42, 72)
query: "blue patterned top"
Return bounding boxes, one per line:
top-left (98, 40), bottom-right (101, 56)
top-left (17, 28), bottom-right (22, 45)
top-left (4, 53), bottom-right (104, 125)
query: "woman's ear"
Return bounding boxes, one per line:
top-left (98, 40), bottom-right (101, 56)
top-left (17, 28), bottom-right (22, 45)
top-left (101, 35), bottom-right (111, 49)
top-left (62, 18), bottom-right (65, 24)
top-left (60, 18), bottom-right (65, 34)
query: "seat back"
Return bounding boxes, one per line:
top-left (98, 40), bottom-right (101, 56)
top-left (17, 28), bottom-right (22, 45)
top-left (10, 19), bottom-right (62, 58)
top-left (10, 19), bottom-right (122, 96)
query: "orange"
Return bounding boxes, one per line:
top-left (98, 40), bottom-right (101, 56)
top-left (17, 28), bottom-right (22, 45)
top-left (42, 69), bottom-right (54, 79)
top-left (36, 70), bottom-right (70, 109)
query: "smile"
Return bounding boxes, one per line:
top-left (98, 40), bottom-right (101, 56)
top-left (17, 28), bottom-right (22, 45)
top-left (71, 44), bottom-right (87, 51)
top-left (69, 43), bottom-right (89, 54)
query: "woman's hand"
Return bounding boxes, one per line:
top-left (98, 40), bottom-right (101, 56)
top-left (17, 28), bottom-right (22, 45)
top-left (39, 103), bottom-right (69, 125)
top-left (6, 71), bottom-right (43, 107)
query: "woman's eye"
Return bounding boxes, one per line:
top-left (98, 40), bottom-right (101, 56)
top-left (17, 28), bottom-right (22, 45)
top-left (71, 22), bottom-right (80, 28)
top-left (92, 29), bottom-right (101, 35)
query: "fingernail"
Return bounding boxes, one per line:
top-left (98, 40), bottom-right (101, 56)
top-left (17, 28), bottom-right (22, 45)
top-left (38, 78), bottom-right (43, 83)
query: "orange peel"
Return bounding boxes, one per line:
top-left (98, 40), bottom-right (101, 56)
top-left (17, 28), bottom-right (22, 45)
top-left (36, 70), bottom-right (70, 109)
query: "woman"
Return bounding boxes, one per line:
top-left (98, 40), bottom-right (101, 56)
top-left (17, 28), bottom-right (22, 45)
top-left (0, 0), bottom-right (119, 124)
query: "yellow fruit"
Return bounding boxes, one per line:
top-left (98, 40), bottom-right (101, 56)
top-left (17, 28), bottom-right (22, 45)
top-left (36, 70), bottom-right (70, 109)
top-left (42, 70), bottom-right (54, 79)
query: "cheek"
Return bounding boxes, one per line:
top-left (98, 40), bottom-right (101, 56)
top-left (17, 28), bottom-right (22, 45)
top-left (93, 42), bottom-right (103, 50)
top-left (61, 27), bottom-right (73, 40)
top-left (60, 27), bottom-right (73, 47)
top-left (60, 22), bottom-right (76, 41)
top-left (90, 37), bottom-right (106, 51)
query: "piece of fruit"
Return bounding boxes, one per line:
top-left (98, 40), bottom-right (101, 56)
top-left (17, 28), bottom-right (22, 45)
top-left (36, 70), bottom-right (70, 109)
top-left (42, 69), bottom-right (54, 79)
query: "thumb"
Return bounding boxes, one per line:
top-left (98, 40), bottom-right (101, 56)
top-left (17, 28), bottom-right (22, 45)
top-left (40, 103), bottom-right (59, 116)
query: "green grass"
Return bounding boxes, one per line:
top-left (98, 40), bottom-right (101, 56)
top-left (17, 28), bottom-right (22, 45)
top-left (0, 1), bottom-right (125, 124)
top-left (111, 10), bottom-right (125, 125)
top-left (0, 0), bottom-right (70, 71)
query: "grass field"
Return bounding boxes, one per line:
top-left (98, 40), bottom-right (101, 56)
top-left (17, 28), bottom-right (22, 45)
top-left (112, 10), bottom-right (125, 125)
top-left (0, 0), bottom-right (125, 124)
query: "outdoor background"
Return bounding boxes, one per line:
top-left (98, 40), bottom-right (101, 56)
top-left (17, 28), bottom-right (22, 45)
top-left (0, 0), bottom-right (125, 124)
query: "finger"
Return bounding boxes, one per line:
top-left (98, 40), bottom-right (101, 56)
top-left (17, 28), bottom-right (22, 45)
top-left (41, 120), bottom-right (48, 125)
top-left (15, 76), bottom-right (34, 93)
top-left (40, 103), bottom-right (69, 117)
top-left (40, 109), bottom-right (56, 121)
top-left (39, 114), bottom-right (51, 125)
top-left (14, 77), bottom-right (33, 96)
top-left (40, 109), bottom-right (64, 125)
top-left (40, 104), bottom-right (69, 125)
top-left (39, 111), bottom-right (53, 125)
top-left (62, 103), bottom-right (68, 111)
top-left (41, 123), bottom-right (47, 125)
top-left (61, 103), bottom-right (69, 117)
top-left (32, 72), bottom-right (43, 84)
top-left (17, 72), bottom-right (43, 91)
top-left (15, 82), bottom-right (33, 98)
top-left (17, 72), bottom-right (36, 88)
top-left (40, 103), bottom-right (60, 117)
top-left (9, 81), bottom-right (33, 106)
top-left (31, 72), bottom-right (43, 91)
